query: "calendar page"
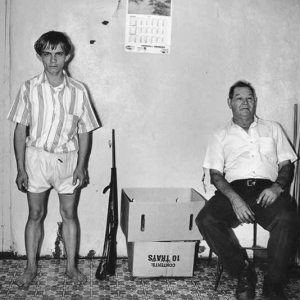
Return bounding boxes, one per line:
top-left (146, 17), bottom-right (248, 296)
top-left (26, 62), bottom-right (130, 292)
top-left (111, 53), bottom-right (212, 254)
top-left (125, 0), bottom-right (173, 54)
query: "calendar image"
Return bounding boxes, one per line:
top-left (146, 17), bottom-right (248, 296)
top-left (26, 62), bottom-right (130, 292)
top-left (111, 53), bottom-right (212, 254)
top-left (125, 0), bottom-right (173, 54)
top-left (128, 0), bottom-right (171, 16)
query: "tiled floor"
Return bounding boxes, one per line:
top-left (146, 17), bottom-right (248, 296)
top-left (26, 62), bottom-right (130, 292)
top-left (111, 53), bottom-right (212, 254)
top-left (1, 258), bottom-right (299, 300)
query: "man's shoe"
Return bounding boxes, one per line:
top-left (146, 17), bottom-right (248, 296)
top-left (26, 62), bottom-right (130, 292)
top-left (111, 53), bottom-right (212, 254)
top-left (235, 261), bottom-right (257, 300)
top-left (262, 276), bottom-right (287, 300)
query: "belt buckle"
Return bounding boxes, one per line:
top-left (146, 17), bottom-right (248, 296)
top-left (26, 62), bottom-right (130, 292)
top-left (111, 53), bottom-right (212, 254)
top-left (246, 179), bottom-right (256, 187)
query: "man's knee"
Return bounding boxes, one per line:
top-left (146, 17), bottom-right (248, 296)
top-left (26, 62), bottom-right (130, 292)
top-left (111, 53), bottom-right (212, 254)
top-left (271, 210), bottom-right (299, 234)
top-left (195, 207), bottom-right (212, 231)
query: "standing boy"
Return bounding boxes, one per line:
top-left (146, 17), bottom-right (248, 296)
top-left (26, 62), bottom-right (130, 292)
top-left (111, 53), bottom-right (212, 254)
top-left (7, 31), bottom-right (100, 287)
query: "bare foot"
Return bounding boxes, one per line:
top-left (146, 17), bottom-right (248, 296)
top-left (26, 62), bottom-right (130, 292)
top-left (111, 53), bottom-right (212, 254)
top-left (15, 268), bottom-right (37, 288)
top-left (66, 268), bottom-right (87, 284)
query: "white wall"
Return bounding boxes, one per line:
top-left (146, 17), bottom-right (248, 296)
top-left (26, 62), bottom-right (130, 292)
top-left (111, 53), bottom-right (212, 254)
top-left (0, 0), bottom-right (12, 252)
top-left (2, 0), bottom-right (300, 257)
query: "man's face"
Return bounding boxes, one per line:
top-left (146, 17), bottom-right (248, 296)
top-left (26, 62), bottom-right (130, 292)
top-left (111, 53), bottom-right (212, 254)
top-left (37, 43), bottom-right (70, 76)
top-left (227, 87), bottom-right (257, 119)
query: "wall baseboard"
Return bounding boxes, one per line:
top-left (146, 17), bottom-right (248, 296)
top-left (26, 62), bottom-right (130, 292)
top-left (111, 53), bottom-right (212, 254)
top-left (0, 252), bottom-right (18, 259)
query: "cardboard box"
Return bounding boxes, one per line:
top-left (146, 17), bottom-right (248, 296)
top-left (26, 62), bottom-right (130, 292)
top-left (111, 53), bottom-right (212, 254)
top-left (121, 188), bottom-right (206, 242)
top-left (127, 241), bottom-right (197, 277)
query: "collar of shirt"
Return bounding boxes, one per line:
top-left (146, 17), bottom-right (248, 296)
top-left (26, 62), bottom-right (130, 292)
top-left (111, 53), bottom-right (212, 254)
top-left (34, 70), bottom-right (71, 91)
top-left (229, 116), bottom-right (259, 130)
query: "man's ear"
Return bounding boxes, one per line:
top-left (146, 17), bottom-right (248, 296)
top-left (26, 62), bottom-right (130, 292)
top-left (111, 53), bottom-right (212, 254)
top-left (227, 97), bottom-right (232, 109)
top-left (36, 53), bottom-right (42, 62)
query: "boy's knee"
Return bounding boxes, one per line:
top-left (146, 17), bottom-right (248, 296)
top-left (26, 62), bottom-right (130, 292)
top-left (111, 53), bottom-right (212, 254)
top-left (60, 208), bottom-right (77, 221)
top-left (28, 208), bottom-right (46, 222)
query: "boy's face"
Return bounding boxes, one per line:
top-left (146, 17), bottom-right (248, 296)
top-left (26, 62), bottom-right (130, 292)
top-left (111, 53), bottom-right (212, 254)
top-left (37, 43), bottom-right (70, 76)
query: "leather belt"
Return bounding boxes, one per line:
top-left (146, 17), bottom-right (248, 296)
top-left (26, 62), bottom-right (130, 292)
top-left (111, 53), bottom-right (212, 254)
top-left (231, 179), bottom-right (272, 188)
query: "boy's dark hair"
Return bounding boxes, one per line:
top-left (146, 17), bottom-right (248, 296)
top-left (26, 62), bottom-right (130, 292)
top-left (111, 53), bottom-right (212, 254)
top-left (228, 80), bottom-right (256, 99)
top-left (34, 31), bottom-right (72, 56)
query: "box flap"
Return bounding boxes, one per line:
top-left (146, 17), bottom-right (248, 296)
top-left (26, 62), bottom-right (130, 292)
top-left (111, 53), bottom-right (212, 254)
top-left (121, 188), bottom-right (207, 242)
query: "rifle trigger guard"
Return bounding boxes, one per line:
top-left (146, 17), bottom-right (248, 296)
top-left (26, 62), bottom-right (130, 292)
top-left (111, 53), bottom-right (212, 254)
top-left (103, 184), bottom-right (111, 194)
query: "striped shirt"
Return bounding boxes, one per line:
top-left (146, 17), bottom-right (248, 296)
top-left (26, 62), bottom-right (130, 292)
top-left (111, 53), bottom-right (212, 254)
top-left (7, 71), bottom-right (100, 153)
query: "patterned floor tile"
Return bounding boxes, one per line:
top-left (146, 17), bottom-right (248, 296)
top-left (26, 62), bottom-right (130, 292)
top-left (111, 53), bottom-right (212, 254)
top-left (0, 258), bottom-right (299, 300)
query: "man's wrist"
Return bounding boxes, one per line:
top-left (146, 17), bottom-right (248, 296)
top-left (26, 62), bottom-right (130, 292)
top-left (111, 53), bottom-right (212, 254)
top-left (274, 181), bottom-right (285, 193)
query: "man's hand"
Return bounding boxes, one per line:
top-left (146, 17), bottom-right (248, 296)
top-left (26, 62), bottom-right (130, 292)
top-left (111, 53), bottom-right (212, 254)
top-left (257, 184), bottom-right (282, 208)
top-left (257, 160), bottom-right (294, 208)
top-left (16, 169), bottom-right (28, 193)
top-left (231, 196), bottom-right (255, 223)
top-left (210, 169), bottom-right (255, 224)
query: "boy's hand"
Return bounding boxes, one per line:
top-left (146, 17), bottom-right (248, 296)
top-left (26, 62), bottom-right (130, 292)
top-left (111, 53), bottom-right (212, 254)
top-left (73, 166), bottom-right (89, 190)
top-left (16, 170), bottom-right (28, 193)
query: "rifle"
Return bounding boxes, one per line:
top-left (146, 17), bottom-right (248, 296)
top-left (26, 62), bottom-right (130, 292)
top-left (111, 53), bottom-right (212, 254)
top-left (95, 129), bottom-right (118, 280)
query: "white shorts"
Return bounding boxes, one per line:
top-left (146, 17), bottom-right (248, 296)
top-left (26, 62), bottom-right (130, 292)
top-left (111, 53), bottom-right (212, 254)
top-left (25, 147), bottom-right (78, 194)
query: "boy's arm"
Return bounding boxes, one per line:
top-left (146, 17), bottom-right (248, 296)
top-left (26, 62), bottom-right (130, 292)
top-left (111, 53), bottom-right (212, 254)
top-left (73, 131), bottom-right (92, 189)
top-left (14, 123), bottom-right (28, 192)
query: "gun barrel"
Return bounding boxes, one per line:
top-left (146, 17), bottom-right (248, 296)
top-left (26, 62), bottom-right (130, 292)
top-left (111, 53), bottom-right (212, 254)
top-left (112, 129), bottom-right (116, 168)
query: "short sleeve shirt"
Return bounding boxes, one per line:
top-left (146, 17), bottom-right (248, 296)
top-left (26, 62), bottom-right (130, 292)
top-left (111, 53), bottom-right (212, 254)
top-left (203, 117), bottom-right (298, 183)
top-left (7, 71), bottom-right (100, 153)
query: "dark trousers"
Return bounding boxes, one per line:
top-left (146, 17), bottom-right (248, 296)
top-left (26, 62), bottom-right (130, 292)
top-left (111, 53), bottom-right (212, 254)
top-left (196, 179), bottom-right (300, 283)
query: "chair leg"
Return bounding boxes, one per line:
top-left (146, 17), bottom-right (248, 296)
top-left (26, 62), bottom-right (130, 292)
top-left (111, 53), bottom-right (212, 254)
top-left (214, 261), bottom-right (223, 290)
top-left (208, 248), bottom-right (224, 290)
top-left (208, 248), bottom-right (213, 266)
top-left (253, 222), bottom-right (257, 266)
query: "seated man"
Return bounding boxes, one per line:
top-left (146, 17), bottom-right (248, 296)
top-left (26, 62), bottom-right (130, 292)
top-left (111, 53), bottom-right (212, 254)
top-left (196, 80), bottom-right (299, 300)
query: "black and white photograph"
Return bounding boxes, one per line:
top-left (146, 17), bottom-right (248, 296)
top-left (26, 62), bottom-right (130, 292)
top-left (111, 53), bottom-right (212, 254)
top-left (0, 0), bottom-right (300, 299)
